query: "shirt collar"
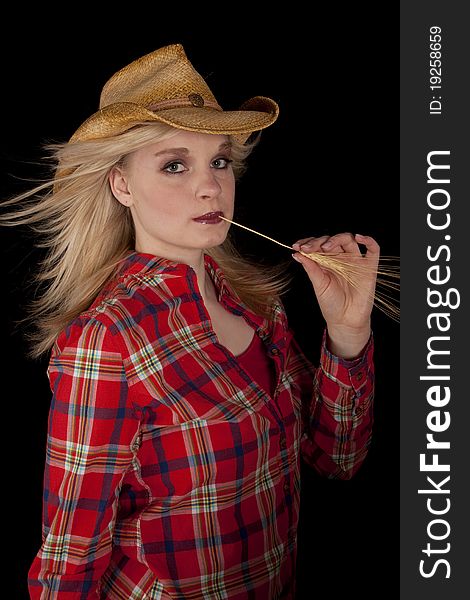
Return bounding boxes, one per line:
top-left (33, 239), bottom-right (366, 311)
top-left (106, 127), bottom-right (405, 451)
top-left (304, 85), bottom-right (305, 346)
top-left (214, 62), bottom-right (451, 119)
top-left (106, 251), bottom-right (276, 339)
top-left (116, 251), bottom-right (234, 303)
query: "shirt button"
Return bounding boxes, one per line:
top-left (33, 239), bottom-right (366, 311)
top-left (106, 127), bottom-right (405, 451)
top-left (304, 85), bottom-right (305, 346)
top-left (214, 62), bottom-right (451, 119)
top-left (270, 347), bottom-right (280, 356)
top-left (283, 483), bottom-right (290, 493)
top-left (356, 371), bottom-right (364, 381)
top-left (131, 435), bottom-right (142, 452)
top-left (279, 437), bottom-right (287, 450)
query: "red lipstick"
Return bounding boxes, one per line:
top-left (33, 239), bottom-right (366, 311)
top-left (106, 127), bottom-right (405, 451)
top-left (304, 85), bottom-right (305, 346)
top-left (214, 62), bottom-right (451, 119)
top-left (193, 211), bottom-right (224, 224)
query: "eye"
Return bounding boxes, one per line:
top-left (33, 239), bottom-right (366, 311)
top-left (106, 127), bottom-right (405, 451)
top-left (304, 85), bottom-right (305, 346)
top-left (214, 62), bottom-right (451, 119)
top-left (163, 161), bottom-right (186, 174)
top-left (212, 157), bottom-right (233, 169)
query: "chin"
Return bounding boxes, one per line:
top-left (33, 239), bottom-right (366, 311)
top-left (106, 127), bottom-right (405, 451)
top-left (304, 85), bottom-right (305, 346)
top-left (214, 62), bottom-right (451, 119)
top-left (200, 232), bottom-right (228, 249)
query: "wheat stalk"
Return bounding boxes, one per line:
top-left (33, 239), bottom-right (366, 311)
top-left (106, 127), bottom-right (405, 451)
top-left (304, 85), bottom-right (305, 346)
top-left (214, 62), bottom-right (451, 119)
top-left (220, 216), bottom-right (400, 322)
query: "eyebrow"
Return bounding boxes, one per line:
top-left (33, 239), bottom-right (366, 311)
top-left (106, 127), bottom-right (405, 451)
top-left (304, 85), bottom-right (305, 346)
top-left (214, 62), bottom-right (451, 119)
top-left (153, 142), bottom-right (232, 158)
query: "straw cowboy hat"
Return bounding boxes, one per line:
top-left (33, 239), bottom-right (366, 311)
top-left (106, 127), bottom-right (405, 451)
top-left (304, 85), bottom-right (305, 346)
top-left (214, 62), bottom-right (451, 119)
top-left (70, 44), bottom-right (279, 144)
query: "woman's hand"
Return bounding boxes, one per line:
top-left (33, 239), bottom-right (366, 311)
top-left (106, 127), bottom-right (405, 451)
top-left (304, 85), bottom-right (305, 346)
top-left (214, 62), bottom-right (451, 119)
top-left (292, 232), bottom-right (380, 359)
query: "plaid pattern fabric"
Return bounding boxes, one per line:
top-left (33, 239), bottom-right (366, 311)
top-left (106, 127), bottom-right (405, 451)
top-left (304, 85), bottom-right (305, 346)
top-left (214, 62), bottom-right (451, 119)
top-left (28, 252), bottom-right (374, 599)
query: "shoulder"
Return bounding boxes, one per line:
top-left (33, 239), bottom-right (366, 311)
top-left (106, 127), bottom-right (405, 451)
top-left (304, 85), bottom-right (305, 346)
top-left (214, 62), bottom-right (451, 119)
top-left (53, 254), bottom-right (196, 359)
top-left (52, 313), bottom-right (124, 364)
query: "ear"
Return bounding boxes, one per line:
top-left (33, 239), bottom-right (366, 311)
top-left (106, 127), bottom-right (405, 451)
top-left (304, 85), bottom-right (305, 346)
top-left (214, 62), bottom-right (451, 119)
top-left (109, 166), bottom-right (133, 207)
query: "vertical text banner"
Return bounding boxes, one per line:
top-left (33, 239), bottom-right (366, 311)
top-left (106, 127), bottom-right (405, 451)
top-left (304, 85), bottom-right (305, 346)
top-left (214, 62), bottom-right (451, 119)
top-left (400, 2), bottom-right (468, 598)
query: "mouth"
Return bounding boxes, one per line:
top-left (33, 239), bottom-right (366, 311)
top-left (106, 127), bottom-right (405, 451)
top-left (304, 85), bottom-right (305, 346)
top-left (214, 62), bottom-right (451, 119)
top-left (192, 211), bottom-right (225, 224)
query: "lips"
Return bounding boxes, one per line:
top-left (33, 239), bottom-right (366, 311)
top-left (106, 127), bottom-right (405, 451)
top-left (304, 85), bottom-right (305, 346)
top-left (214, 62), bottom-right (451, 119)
top-left (192, 211), bottom-right (224, 224)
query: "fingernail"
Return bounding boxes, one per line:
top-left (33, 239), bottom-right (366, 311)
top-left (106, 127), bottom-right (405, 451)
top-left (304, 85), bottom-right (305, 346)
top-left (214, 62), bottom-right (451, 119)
top-left (355, 234), bottom-right (366, 241)
top-left (292, 243), bottom-right (300, 250)
top-left (321, 241), bottom-right (332, 249)
top-left (292, 253), bottom-right (302, 262)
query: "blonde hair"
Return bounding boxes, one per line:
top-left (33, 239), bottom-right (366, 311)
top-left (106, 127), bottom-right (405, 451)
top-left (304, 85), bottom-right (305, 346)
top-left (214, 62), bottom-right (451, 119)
top-left (1, 123), bottom-right (290, 359)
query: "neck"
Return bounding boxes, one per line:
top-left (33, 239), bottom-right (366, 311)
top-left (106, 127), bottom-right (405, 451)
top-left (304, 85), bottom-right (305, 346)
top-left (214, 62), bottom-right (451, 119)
top-left (190, 253), bottom-right (217, 305)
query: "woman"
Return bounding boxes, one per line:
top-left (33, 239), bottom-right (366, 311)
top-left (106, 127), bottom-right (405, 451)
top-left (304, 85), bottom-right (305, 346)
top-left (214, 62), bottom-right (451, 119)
top-left (4, 44), bottom-right (377, 599)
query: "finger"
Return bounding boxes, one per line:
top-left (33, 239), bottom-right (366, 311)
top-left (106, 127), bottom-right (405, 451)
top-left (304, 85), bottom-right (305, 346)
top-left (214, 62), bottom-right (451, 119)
top-left (292, 236), bottom-right (330, 252)
top-left (292, 252), bottom-right (328, 289)
top-left (355, 234), bottom-right (380, 256)
top-left (320, 232), bottom-right (361, 255)
top-left (354, 234), bottom-right (380, 269)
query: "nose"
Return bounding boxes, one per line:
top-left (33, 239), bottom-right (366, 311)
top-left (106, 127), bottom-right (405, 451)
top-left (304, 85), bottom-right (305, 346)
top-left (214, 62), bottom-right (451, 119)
top-left (195, 167), bottom-right (222, 200)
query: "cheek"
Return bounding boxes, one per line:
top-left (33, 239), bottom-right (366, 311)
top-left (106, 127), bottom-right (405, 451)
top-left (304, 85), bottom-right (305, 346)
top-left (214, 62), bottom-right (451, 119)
top-left (132, 178), bottom-right (179, 215)
top-left (220, 172), bottom-right (236, 197)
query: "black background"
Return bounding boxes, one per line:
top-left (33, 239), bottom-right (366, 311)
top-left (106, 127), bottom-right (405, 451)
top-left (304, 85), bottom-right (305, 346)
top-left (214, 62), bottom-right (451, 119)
top-left (2, 13), bottom-right (398, 600)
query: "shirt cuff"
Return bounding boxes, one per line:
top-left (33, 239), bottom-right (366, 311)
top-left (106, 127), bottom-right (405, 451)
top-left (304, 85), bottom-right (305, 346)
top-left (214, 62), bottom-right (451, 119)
top-left (319, 329), bottom-right (374, 392)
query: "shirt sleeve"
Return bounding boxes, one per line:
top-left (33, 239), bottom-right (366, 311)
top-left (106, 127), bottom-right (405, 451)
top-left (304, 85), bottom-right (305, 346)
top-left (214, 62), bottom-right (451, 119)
top-left (289, 328), bottom-right (375, 480)
top-left (28, 317), bottom-right (140, 599)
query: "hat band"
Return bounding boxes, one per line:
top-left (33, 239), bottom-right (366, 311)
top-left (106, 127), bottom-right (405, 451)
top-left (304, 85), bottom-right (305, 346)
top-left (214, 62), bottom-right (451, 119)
top-left (146, 95), bottom-right (222, 112)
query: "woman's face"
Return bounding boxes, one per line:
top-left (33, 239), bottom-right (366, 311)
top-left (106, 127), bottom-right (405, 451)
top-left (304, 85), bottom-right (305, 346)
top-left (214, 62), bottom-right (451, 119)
top-left (110, 130), bottom-right (235, 263)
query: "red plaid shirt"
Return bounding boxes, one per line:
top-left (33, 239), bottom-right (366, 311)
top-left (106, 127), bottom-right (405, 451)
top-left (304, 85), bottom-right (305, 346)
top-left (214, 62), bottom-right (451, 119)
top-left (28, 252), bottom-right (374, 599)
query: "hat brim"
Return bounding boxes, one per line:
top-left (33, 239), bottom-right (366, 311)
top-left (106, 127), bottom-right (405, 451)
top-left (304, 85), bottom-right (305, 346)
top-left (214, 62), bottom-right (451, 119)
top-left (69, 96), bottom-right (279, 145)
